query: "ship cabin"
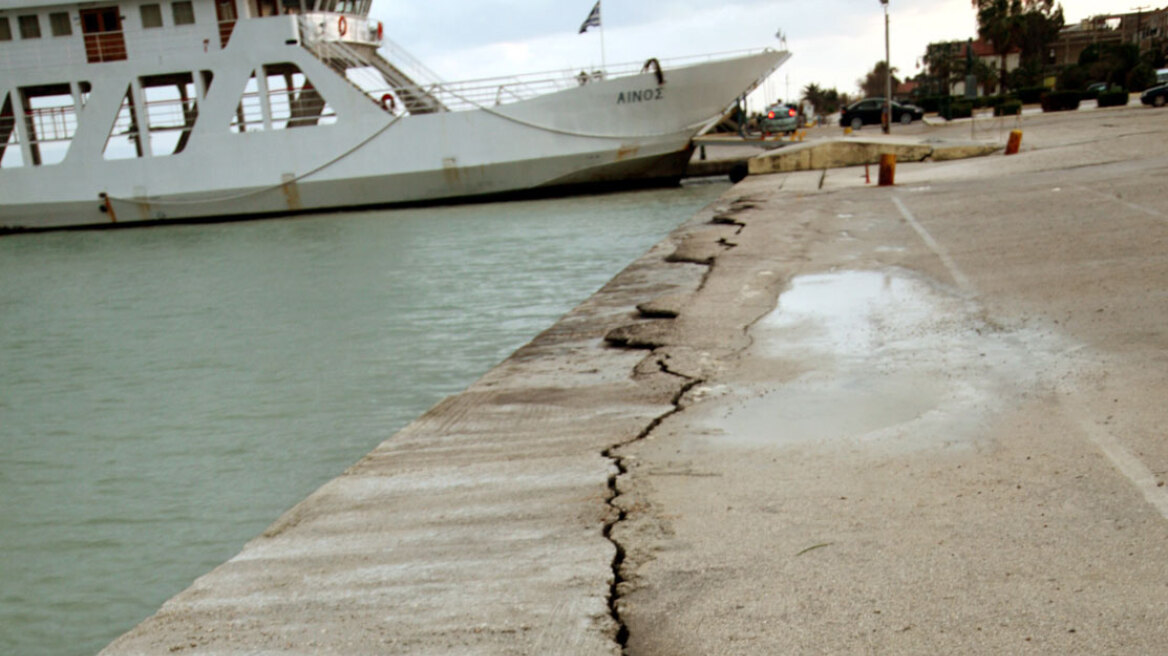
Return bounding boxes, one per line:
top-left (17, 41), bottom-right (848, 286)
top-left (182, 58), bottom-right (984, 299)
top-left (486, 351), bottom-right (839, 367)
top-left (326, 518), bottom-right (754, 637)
top-left (0, 0), bottom-right (403, 169)
top-left (0, 0), bottom-right (379, 70)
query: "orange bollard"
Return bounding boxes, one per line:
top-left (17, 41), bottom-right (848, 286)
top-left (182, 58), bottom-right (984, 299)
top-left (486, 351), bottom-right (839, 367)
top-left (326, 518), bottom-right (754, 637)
top-left (1005, 129), bottom-right (1023, 155)
top-left (878, 153), bottom-right (896, 187)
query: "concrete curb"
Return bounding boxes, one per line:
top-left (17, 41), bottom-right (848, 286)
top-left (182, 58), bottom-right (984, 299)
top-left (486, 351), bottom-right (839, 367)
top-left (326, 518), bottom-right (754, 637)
top-left (747, 138), bottom-right (1002, 175)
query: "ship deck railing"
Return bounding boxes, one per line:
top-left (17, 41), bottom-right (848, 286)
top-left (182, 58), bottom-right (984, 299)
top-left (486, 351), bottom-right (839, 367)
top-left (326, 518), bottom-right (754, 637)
top-left (357, 47), bottom-right (775, 114)
top-left (296, 14), bottom-right (772, 115)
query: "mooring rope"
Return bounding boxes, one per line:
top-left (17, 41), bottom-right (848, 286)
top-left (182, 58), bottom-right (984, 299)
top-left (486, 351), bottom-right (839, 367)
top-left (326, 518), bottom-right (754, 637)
top-left (107, 111), bottom-right (408, 207)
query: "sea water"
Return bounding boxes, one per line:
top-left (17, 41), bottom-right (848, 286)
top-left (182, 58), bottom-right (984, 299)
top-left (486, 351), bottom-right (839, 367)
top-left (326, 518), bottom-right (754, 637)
top-left (0, 181), bottom-right (728, 656)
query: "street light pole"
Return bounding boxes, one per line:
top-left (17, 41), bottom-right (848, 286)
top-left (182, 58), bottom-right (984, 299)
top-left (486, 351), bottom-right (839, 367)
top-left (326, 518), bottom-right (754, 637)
top-left (881, 0), bottom-right (891, 134)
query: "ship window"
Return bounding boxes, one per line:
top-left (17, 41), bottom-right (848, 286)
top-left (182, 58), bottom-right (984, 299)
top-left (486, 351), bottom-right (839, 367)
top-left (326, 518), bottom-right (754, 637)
top-left (0, 18), bottom-right (11, 41)
top-left (0, 93), bottom-right (23, 169)
top-left (50, 12), bottom-right (72, 36)
top-left (19, 15), bottom-right (42, 39)
top-left (141, 5), bottom-right (164, 28)
top-left (20, 84), bottom-right (82, 166)
top-left (215, 0), bottom-right (237, 46)
top-left (230, 71), bottom-right (265, 133)
top-left (80, 7), bottom-right (127, 63)
top-left (266, 63), bottom-right (336, 128)
top-left (255, 0), bottom-right (280, 17)
top-left (140, 73), bottom-right (199, 156)
top-left (230, 64), bottom-right (336, 133)
top-left (173, 1), bottom-right (196, 25)
top-left (104, 86), bottom-right (144, 160)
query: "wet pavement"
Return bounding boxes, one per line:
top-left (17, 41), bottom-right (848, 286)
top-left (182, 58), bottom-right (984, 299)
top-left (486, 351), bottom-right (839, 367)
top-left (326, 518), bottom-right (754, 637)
top-left (101, 104), bottom-right (1168, 654)
top-left (617, 104), bottom-right (1168, 654)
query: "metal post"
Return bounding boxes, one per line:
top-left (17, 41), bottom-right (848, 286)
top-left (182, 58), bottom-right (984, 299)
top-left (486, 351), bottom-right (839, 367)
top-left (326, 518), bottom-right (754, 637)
top-left (599, 1), bottom-right (607, 73)
top-left (882, 0), bottom-right (891, 134)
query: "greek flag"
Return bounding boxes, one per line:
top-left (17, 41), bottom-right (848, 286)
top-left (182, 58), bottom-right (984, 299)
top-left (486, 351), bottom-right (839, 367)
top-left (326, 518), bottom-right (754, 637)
top-left (579, 1), bottom-right (601, 34)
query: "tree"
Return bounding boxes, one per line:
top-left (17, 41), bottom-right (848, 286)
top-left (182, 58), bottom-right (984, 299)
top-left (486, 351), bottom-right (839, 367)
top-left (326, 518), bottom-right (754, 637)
top-left (1082, 43), bottom-right (1140, 87)
top-left (825, 89), bottom-right (845, 113)
top-left (973, 0), bottom-right (1063, 92)
top-left (923, 41), bottom-right (962, 95)
top-left (1015, 3), bottom-right (1063, 64)
top-left (972, 58), bottom-right (1000, 95)
top-left (802, 83), bottom-right (824, 112)
top-left (857, 61), bottom-right (900, 98)
top-left (1143, 39), bottom-right (1167, 70)
top-left (802, 83), bottom-right (844, 115)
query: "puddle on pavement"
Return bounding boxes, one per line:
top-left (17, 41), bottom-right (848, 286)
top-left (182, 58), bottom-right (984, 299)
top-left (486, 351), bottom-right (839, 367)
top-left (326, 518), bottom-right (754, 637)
top-left (699, 270), bottom-right (1044, 453)
top-left (760, 271), bottom-right (948, 360)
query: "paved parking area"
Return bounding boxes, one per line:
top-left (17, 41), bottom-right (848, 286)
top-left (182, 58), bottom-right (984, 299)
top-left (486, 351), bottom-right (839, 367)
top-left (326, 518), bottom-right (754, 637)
top-left (618, 103), bottom-right (1168, 654)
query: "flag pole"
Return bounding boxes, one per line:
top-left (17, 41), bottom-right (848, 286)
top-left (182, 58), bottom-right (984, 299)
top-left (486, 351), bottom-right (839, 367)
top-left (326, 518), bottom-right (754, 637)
top-left (600, 2), bottom-right (606, 73)
top-left (579, 1), bottom-right (605, 73)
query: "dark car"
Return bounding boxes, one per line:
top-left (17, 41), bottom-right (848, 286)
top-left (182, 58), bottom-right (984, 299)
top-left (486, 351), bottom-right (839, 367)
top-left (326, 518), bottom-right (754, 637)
top-left (839, 98), bottom-right (924, 130)
top-left (1140, 83), bottom-right (1168, 107)
top-left (760, 103), bottom-right (801, 134)
top-left (1086, 82), bottom-right (1110, 95)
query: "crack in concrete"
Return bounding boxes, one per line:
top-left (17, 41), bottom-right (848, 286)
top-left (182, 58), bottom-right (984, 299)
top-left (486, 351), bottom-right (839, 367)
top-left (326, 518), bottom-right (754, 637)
top-left (602, 358), bottom-right (702, 654)
top-left (709, 215), bottom-right (747, 235)
top-left (599, 208), bottom-right (765, 650)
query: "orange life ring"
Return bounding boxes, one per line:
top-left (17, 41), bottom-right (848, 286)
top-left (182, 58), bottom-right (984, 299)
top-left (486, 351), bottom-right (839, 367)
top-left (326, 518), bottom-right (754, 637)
top-left (380, 93), bottom-right (395, 112)
top-left (377, 21), bottom-right (383, 41)
top-left (337, 15), bottom-right (348, 37)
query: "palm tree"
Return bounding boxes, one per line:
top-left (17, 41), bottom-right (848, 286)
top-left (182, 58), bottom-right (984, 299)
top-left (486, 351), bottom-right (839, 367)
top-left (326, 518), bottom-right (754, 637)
top-left (923, 41), bottom-right (960, 95)
top-left (802, 83), bottom-right (824, 114)
top-left (972, 58), bottom-right (1000, 95)
top-left (973, 0), bottom-right (1062, 93)
top-left (858, 61), bottom-right (900, 98)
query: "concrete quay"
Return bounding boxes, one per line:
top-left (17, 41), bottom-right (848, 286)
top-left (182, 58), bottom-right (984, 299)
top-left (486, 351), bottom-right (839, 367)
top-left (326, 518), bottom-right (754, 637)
top-left (102, 105), bottom-right (1168, 654)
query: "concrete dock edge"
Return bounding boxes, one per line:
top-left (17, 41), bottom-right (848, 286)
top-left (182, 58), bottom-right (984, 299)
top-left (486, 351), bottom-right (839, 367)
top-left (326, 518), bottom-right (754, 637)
top-left (100, 105), bottom-right (1168, 654)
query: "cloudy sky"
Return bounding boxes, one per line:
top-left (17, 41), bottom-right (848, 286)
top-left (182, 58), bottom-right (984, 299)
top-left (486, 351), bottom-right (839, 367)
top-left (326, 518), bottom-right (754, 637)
top-left (369, 0), bottom-right (1124, 110)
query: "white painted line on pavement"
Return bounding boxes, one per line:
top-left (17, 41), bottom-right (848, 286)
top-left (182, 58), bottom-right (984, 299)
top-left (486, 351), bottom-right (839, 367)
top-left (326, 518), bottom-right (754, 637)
top-left (1068, 405), bottom-right (1168, 521)
top-left (1079, 186), bottom-right (1166, 221)
top-left (894, 195), bottom-right (1168, 521)
top-left (891, 195), bottom-right (974, 293)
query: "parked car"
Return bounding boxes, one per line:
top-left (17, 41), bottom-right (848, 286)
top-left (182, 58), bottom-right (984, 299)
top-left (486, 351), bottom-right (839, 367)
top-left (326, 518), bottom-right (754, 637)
top-left (1086, 82), bottom-right (1110, 95)
top-left (839, 98), bottom-right (924, 130)
top-left (761, 103), bottom-right (800, 134)
top-left (1140, 83), bottom-right (1168, 107)
top-left (1087, 82), bottom-right (1125, 99)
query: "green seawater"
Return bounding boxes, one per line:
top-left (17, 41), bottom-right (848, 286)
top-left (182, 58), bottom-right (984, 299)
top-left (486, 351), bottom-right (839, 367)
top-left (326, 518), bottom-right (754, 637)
top-left (0, 182), bottom-right (728, 656)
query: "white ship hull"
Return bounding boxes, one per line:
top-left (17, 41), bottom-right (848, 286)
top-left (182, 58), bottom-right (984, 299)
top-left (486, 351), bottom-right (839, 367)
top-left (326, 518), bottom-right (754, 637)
top-left (0, 12), bottom-right (787, 231)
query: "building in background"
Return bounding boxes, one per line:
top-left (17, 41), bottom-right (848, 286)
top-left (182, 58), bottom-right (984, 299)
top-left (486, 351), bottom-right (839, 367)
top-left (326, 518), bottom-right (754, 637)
top-left (921, 38), bottom-right (1020, 97)
top-left (1049, 7), bottom-right (1167, 67)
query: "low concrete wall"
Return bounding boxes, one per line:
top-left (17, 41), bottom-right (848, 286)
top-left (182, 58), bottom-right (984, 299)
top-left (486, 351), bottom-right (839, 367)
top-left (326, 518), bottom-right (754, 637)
top-left (748, 138), bottom-right (1001, 175)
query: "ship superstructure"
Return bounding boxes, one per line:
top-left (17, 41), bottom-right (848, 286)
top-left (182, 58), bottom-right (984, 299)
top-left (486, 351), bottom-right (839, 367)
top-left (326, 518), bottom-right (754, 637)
top-left (0, 0), bottom-right (788, 230)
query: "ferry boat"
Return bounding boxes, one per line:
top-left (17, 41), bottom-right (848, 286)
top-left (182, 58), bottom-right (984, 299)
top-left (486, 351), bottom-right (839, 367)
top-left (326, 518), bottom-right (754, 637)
top-left (0, 0), bottom-right (789, 231)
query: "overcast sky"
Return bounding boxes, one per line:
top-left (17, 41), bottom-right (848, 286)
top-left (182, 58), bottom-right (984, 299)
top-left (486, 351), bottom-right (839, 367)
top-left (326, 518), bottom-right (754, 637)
top-left (369, 0), bottom-right (1124, 110)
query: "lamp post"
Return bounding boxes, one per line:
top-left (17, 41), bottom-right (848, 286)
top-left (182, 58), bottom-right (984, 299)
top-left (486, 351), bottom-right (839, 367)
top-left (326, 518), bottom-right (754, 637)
top-left (881, 0), bottom-right (891, 134)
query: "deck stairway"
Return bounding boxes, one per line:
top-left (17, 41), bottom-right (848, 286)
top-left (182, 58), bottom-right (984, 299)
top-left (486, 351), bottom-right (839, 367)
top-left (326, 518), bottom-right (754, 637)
top-left (298, 18), bottom-right (446, 115)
